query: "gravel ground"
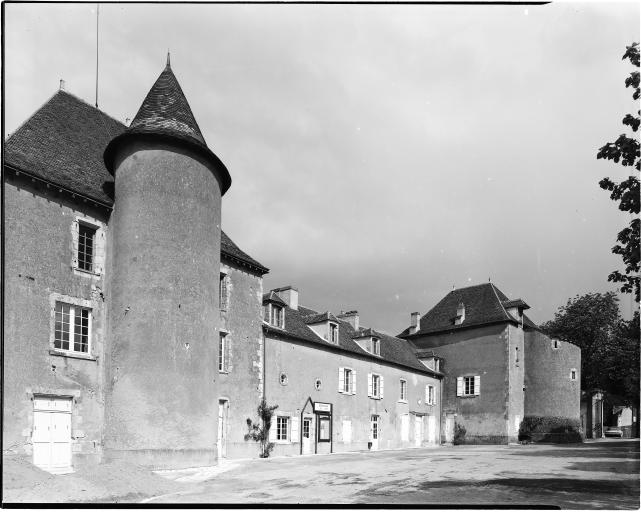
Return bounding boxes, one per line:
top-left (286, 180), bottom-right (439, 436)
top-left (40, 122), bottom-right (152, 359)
top-left (3, 439), bottom-right (638, 507)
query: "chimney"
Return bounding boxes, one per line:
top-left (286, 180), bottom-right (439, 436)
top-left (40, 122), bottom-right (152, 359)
top-left (274, 286), bottom-right (298, 310)
top-left (410, 312), bottom-right (421, 334)
top-left (59, 79), bottom-right (66, 91)
top-left (337, 310), bottom-right (359, 330)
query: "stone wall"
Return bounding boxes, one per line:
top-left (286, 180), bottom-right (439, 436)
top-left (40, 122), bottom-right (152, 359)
top-left (217, 260), bottom-right (264, 459)
top-left (3, 177), bottom-right (107, 466)
top-left (524, 330), bottom-right (581, 420)
top-left (262, 334), bottom-right (441, 457)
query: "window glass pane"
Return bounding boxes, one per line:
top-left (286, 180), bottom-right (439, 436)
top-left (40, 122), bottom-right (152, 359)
top-left (319, 417), bottom-right (330, 441)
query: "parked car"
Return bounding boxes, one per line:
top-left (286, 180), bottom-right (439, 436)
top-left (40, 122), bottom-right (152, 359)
top-left (604, 426), bottom-right (624, 438)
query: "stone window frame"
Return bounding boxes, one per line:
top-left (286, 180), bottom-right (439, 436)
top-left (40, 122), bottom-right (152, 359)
top-left (570, 368), bottom-right (577, 381)
top-left (338, 367), bottom-right (356, 395)
top-left (218, 330), bottom-right (229, 373)
top-left (399, 378), bottom-right (408, 403)
top-left (48, 292), bottom-right (96, 361)
top-left (71, 215), bottom-right (105, 279)
top-left (457, 375), bottom-right (480, 397)
top-left (425, 384), bottom-right (436, 405)
top-left (368, 372), bottom-right (384, 400)
top-left (219, 270), bottom-right (230, 311)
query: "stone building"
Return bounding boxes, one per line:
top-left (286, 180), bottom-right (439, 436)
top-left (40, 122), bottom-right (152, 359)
top-left (398, 283), bottom-right (582, 444)
top-left (3, 61), bottom-right (582, 473)
top-left (262, 287), bottom-right (442, 456)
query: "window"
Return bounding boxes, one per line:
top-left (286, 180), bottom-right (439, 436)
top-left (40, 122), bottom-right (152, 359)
top-left (515, 346), bottom-right (519, 364)
top-left (219, 273), bottom-right (229, 311)
top-left (570, 368), bottom-right (577, 381)
top-left (339, 367), bottom-right (355, 394)
top-left (370, 415), bottom-right (379, 440)
top-left (279, 373), bottom-right (288, 386)
top-left (315, 378), bottom-right (322, 390)
top-left (319, 416), bottom-right (331, 442)
top-left (218, 333), bottom-right (227, 372)
top-left (372, 337), bottom-right (380, 356)
top-left (303, 419), bottom-right (311, 438)
top-left (54, 302), bottom-right (91, 353)
top-left (368, 373), bottom-right (384, 399)
top-left (457, 375), bottom-right (480, 397)
top-left (426, 385), bottom-right (435, 405)
top-left (399, 379), bottom-right (407, 402)
top-left (77, 223), bottom-right (96, 272)
top-left (553, 339), bottom-right (559, 349)
top-left (264, 304), bottom-right (284, 328)
top-left (276, 416), bottom-right (289, 441)
top-left (329, 323), bottom-right (339, 343)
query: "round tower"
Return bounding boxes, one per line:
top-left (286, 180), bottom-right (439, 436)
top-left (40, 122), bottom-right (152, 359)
top-left (103, 56), bottom-right (231, 468)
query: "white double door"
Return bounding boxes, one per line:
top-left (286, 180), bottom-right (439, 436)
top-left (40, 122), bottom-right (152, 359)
top-left (32, 397), bottom-right (73, 474)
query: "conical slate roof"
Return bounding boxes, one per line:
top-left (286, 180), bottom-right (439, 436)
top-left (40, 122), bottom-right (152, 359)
top-left (104, 56), bottom-right (231, 194)
top-left (127, 56), bottom-right (207, 148)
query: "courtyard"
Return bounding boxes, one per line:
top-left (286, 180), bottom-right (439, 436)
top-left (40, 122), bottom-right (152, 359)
top-left (146, 439), bottom-right (639, 508)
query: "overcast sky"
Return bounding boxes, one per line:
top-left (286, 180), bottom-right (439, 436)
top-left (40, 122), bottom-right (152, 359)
top-left (5, 2), bottom-right (639, 334)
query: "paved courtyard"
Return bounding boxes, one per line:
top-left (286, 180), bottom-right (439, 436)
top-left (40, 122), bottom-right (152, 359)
top-left (148, 439), bottom-right (639, 508)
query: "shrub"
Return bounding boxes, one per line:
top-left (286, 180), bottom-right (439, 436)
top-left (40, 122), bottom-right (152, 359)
top-left (453, 422), bottom-right (466, 445)
top-left (518, 415), bottom-right (583, 443)
top-left (244, 398), bottom-right (279, 458)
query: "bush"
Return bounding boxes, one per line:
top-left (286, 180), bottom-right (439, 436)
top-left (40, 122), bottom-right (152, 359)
top-left (453, 422), bottom-right (466, 445)
top-left (244, 398), bottom-right (279, 458)
top-left (518, 415), bottom-right (583, 443)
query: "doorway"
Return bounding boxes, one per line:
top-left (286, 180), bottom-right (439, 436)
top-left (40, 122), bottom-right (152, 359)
top-left (302, 417), bottom-right (313, 455)
top-left (217, 399), bottom-right (228, 458)
top-left (370, 414), bottom-right (380, 451)
top-left (445, 415), bottom-right (455, 443)
top-left (414, 416), bottom-right (423, 447)
top-left (32, 396), bottom-right (73, 474)
top-left (427, 415), bottom-right (436, 444)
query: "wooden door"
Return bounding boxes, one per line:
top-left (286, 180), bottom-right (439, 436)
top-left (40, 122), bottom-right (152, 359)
top-left (32, 397), bottom-right (72, 473)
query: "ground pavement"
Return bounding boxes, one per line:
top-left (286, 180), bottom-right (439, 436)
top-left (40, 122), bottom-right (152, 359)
top-left (147, 439), bottom-right (639, 508)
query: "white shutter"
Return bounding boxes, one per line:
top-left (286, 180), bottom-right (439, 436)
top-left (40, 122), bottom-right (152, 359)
top-left (380, 376), bottom-right (384, 399)
top-left (291, 417), bottom-right (299, 443)
top-left (269, 415), bottom-right (278, 442)
top-left (456, 377), bottom-right (463, 397)
top-left (367, 373), bottom-right (373, 397)
top-left (352, 371), bottom-right (357, 395)
top-left (474, 375), bottom-right (481, 396)
top-left (433, 386), bottom-right (437, 405)
top-left (425, 385), bottom-right (429, 403)
top-left (338, 367), bottom-right (344, 392)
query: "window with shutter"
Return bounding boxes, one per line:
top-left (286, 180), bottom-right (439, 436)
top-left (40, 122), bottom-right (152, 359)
top-left (474, 375), bottom-right (481, 396)
top-left (351, 371), bottom-right (356, 395)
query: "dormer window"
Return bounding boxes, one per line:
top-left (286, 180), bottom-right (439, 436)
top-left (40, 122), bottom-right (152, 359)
top-left (264, 303), bottom-right (284, 328)
top-left (372, 337), bottom-right (380, 356)
top-left (329, 322), bottom-right (339, 343)
top-left (454, 302), bottom-right (465, 325)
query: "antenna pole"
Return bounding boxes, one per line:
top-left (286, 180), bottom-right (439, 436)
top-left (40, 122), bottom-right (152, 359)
top-left (95, 3), bottom-right (99, 108)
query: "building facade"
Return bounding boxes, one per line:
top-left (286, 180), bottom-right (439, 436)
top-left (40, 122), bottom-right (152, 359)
top-left (4, 62), bottom-right (582, 473)
top-left (399, 283), bottom-right (581, 444)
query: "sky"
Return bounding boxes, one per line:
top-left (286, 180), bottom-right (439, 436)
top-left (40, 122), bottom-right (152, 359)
top-left (5, 1), bottom-right (639, 335)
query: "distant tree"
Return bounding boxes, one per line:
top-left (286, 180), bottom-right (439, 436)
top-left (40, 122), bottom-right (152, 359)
top-left (597, 42), bottom-right (640, 302)
top-left (541, 293), bottom-right (639, 406)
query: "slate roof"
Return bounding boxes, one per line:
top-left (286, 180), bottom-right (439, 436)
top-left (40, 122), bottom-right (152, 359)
top-left (126, 57), bottom-right (207, 148)
top-left (5, 88), bottom-right (266, 274)
top-left (5, 90), bottom-right (124, 205)
top-left (302, 311), bottom-right (339, 324)
top-left (103, 60), bottom-right (232, 193)
top-left (398, 283), bottom-right (539, 337)
top-left (263, 298), bottom-right (441, 376)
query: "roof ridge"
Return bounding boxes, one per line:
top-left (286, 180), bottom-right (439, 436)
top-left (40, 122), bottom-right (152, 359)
top-left (489, 283), bottom-right (512, 322)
